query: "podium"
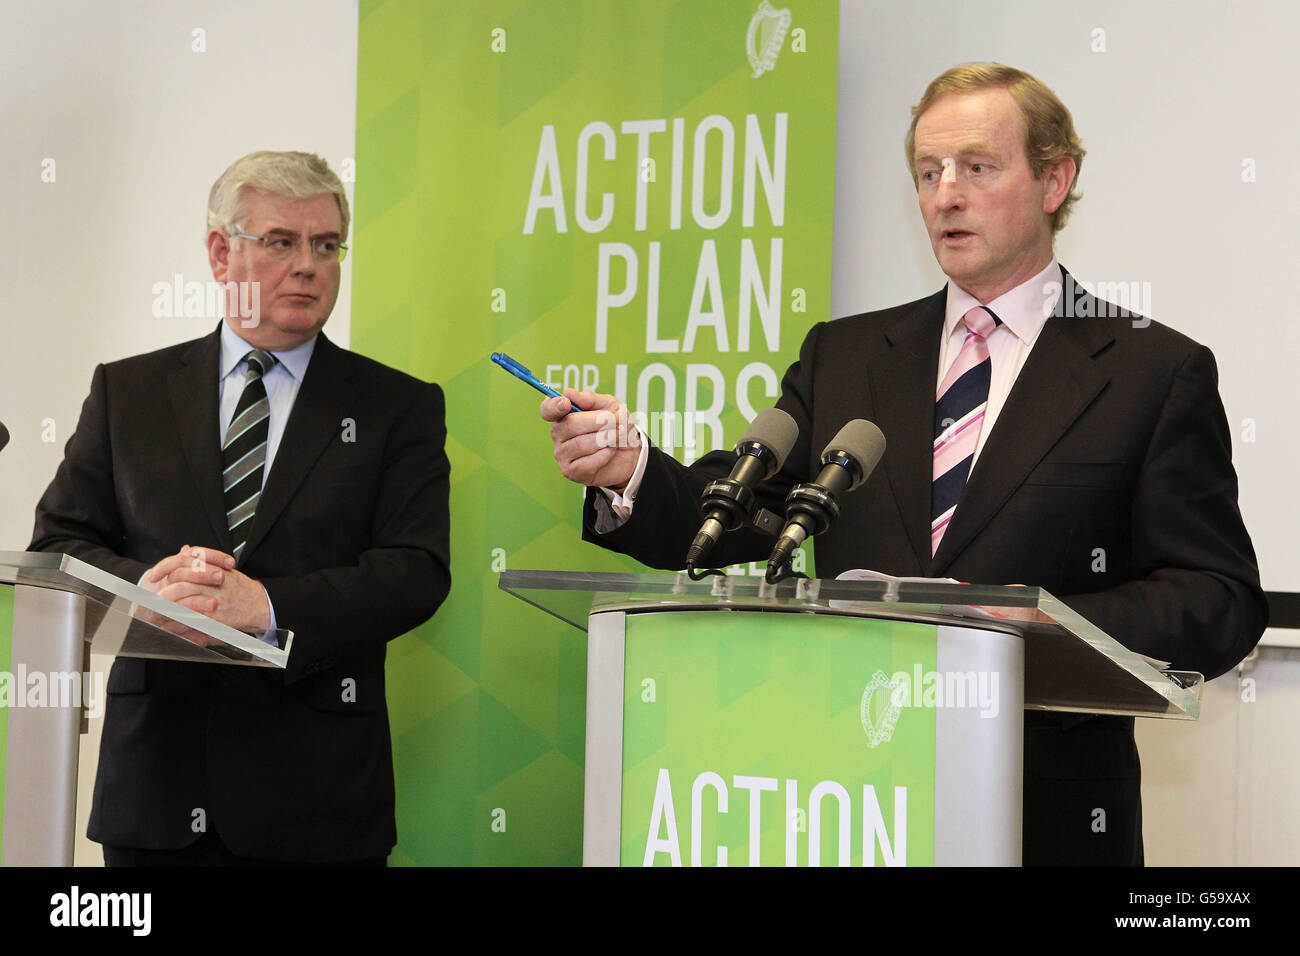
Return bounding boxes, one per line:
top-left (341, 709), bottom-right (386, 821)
top-left (0, 551), bottom-right (292, 866)
top-left (499, 570), bottom-right (1201, 866)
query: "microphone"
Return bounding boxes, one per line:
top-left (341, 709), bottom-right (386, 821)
top-left (685, 407), bottom-right (799, 571)
top-left (766, 420), bottom-right (886, 582)
top-left (0, 421), bottom-right (8, 453)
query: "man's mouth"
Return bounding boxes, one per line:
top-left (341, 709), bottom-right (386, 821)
top-left (942, 229), bottom-right (974, 240)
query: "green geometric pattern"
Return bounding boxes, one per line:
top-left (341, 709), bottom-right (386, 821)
top-left (621, 612), bottom-right (936, 866)
top-left (355, 0), bottom-right (839, 865)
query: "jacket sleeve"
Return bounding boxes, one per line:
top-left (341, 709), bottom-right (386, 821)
top-left (259, 381), bottom-right (451, 684)
top-left (29, 363), bottom-right (152, 586)
top-left (581, 323), bottom-right (824, 571)
top-left (1060, 345), bottom-right (1267, 680)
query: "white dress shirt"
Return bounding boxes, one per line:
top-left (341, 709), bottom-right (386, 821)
top-left (218, 321), bottom-right (317, 485)
top-left (937, 257), bottom-right (1058, 464)
top-left (143, 323), bottom-right (320, 631)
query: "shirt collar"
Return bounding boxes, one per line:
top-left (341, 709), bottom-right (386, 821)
top-left (219, 321), bottom-right (318, 383)
top-left (944, 258), bottom-right (1061, 347)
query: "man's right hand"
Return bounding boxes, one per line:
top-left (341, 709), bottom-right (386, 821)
top-left (541, 389), bottom-right (641, 490)
top-left (140, 545), bottom-right (234, 610)
top-left (135, 545), bottom-right (236, 647)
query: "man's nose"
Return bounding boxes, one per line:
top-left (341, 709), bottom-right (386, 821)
top-left (935, 175), bottom-right (965, 209)
top-left (290, 240), bottom-right (317, 274)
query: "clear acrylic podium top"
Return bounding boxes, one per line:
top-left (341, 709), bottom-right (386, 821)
top-left (0, 551), bottom-right (292, 669)
top-left (498, 569), bottom-right (1202, 720)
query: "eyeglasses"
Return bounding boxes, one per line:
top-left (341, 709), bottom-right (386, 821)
top-left (230, 231), bottom-right (348, 262)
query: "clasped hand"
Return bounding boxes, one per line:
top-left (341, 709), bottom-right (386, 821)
top-left (140, 545), bottom-right (271, 635)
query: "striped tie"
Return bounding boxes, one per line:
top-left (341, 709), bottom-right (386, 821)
top-left (223, 349), bottom-right (275, 562)
top-left (931, 306), bottom-right (1000, 555)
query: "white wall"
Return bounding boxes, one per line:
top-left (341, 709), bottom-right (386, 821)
top-left (0, 0), bottom-right (359, 866)
top-left (0, 0), bottom-right (358, 554)
top-left (1, 0), bottom-right (1294, 867)
top-left (1135, 645), bottom-right (1300, 865)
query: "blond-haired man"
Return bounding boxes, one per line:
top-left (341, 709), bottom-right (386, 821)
top-left (543, 65), bottom-right (1265, 865)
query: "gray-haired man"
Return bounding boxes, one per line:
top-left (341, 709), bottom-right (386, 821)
top-left (31, 151), bottom-right (451, 865)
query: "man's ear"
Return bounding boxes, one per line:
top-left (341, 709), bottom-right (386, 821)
top-left (1041, 156), bottom-right (1077, 216)
top-left (207, 228), bottom-right (230, 282)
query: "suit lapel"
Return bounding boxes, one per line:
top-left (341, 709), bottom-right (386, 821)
top-left (929, 271), bottom-right (1114, 575)
top-left (167, 328), bottom-right (233, 550)
top-left (239, 333), bottom-right (357, 562)
top-left (868, 290), bottom-right (946, 572)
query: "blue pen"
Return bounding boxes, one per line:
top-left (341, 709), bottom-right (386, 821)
top-left (491, 352), bottom-right (583, 413)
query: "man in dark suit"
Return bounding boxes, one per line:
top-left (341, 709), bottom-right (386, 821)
top-left (30, 151), bottom-right (450, 864)
top-left (540, 65), bottom-right (1266, 865)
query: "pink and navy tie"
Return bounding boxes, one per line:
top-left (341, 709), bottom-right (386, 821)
top-left (931, 306), bottom-right (1000, 555)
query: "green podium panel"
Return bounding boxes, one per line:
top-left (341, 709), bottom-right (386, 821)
top-left (597, 609), bottom-right (1023, 866)
top-left (621, 612), bottom-right (936, 866)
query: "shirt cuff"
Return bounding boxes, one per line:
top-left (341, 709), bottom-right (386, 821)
top-left (593, 427), bottom-right (649, 533)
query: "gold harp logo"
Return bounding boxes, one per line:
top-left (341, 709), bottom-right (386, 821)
top-left (746, 1), bottom-right (792, 78)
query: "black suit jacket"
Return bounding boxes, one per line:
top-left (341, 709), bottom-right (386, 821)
top-left (30, 327), bottom-right (450, 862)
top-left (584, 269), bottom-right (1267, 866)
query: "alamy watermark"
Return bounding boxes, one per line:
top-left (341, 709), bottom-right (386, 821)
top-left (0, 667), bottom-right (105, 718)
top-left (50, 886), bottom-right (150, 935)
top-left (861, 666), bottom-right (1000, 748)
top-left (590, 409), bottom-right (713, 454)
top-left (151, 274), bottom-right (261, 327)
top-left (1044, 277), bottom-right (1153, 327)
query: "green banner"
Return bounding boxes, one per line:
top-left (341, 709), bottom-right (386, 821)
top-left (355, 0), bottom-right (840, 864)
top-left (621, 612), bottom-right (936, 866)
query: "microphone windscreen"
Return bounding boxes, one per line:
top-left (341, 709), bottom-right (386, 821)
top-left (0, 421), bottom-right (8, 453)
top-left (822, 419), bottom-right (886, 490)
top-left (739, 408), bottom-right (799, 471)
